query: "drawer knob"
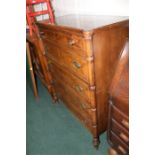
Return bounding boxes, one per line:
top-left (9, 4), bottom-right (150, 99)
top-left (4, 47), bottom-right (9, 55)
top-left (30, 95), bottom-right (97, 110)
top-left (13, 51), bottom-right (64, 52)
top-left (119, 133), bottom-right (129, 142)
top-left (118, 145), bottom-right (126, 154)
top-left (122, 119), bottom-right (129, 129)
top-left (74, 85), bottom-right (83, 92)
top-left (68, 39), bottom-right (76, 46)
top-left (72, 61), bottom-right (81, 69)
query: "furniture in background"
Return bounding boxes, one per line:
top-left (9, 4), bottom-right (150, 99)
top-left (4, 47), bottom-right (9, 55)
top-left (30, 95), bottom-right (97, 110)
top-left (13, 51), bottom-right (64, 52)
top-left (36, 15), bottom-right (129, 148)
top-left (26, 0), bottom-right (57, 100)
top-left (26, 33), bottom-right (57, 101)
top-left (107, 40), bottom-right (129, 155)
top-left (26, 41), bottom-right (38, 98)
top-left (26, 0), bottom-right (55, 36)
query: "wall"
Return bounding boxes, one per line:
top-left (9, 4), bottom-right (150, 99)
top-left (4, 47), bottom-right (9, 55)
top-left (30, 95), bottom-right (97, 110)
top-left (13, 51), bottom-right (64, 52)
top-left (34, 0), bottom-right (129, 20)
top-left (52, 0), bottom-right (129, 17)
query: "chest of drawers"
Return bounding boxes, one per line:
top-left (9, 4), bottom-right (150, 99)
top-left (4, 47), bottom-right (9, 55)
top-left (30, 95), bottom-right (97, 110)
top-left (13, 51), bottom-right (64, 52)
top-left (37, 15), bottom-right (129, 148)
top-left (108, 41), bottom-right (129, 154)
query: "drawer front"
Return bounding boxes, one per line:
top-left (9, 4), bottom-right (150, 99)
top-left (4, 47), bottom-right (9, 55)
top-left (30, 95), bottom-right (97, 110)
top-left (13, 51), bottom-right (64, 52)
top-left (53, 79), bottom-right (97, 134)
top-left (110, 101), bottom-right (129, 130)
top-left (112, 98), bottom-right (129, 116)
top-left (48, 62), bottom-right (93, 106)
top-left (45, 46), bottom-right (90, 83)
top-left (39, 27), bottom-right (86, 56)
top-left (110, 119), bottom-right (129, 145)
top-left (43, 40), bottom-right (60, 61)
top-left (109, 132), bottom-right (128, 155)
top-left (52, 72), bottom-right (94, 110)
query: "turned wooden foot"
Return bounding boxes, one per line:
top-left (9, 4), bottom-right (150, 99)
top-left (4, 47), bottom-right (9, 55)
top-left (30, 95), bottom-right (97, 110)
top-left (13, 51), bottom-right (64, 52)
top-left (49, 83), bottom-right (58, 103)
top-left (93, 137), bottom-right (100, 149)
top-left (52, 93), bottom-right (58, 103)
top-left (50, 92), bottom-right (59, 103)
top-left (109, 148), bottom-right (118, 155)
top-left (49, 90), bottom-right (58, 103)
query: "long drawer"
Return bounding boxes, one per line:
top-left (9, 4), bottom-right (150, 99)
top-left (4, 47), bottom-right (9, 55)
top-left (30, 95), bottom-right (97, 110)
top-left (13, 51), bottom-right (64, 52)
top-left (108, 100), bottom-right (129, 154)
top-left (53, 71), bottom-right (95, 112)
top-left (39, 26), bottom-right (87, 57)
top-left (109, 131), bottom-right (128, 155)
top-left (110, 119), bottom-right (129, 146)
top-left (110, 101), bottom-right (129, 131)
top-left (52, 75), bottom-right (97, 134)
top-left (45, 43), bottom-right (90, 83)
top-left (48, 61), bottom-right (94, 107)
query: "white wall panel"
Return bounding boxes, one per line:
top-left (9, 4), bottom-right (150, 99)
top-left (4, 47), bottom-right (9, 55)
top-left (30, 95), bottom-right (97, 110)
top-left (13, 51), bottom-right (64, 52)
top-left (52, 0), bottom-right (78, 16)
top-left (52, 0), bottom-right (129, 17)
top-left (33, 0), bottom-right (129, 20)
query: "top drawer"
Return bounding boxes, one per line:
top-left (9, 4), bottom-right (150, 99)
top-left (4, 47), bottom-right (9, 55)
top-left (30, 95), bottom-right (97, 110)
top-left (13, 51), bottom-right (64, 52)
top-left (38, 26), bottom-right (87, 56)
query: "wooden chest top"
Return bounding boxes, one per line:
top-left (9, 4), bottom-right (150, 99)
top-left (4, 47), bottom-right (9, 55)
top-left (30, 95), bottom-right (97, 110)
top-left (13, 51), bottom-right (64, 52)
top-left (37, 14), bottom-right (128, 31)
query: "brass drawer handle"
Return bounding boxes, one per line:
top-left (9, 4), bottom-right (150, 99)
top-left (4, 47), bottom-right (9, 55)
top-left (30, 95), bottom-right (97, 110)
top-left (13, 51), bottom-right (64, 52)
top-left (83, 119), bottom-right (89, 124)
top-left (121, 119), bottom-right (129, 129)
top-left (40, 31), bottom-right (45, 35)
top-left (119, 133), bottom-right (129, 142)
top-left (118, 145), bottom-right (126, 154)
top-left (81, 103), bottom-right (87, 109)
top-left (81, 102), bottom-right (91, 109)
top-left (48, 60), bottom-right (52, 64)
top-left (74, 85), bottom-right (83, 92)
top-left (45, 45), bottom-right (49, 51)
top-left (68, 39), bottom-right (76, 46)
top-left (72, 61), bottom-right (81, 69)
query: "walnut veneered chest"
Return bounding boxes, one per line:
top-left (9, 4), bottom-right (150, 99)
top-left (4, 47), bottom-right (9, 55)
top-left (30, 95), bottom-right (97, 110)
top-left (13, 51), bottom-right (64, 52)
top-left (36, 15), bottom-right (129, 148)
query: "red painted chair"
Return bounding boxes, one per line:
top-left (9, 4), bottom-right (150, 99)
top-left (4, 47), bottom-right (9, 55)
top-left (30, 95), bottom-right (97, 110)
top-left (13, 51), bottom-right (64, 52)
top-left (26, 0), bottom-right (55, 36)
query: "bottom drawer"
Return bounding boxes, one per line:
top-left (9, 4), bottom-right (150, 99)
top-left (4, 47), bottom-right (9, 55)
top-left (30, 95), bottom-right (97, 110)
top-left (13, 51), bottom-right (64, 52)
top-left (109, 132), bottom-right (128, 155)
top-left (53, 79), bottom-right (97, 135)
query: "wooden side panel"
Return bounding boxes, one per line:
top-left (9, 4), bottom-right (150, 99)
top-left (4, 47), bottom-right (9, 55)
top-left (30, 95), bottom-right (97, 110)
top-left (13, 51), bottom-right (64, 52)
top-left (92, 21), bottom-right (129, 134)
top-left (93, 21), bottom-right (129, 92)
top-left (95, 91), bottom-right (109, 134)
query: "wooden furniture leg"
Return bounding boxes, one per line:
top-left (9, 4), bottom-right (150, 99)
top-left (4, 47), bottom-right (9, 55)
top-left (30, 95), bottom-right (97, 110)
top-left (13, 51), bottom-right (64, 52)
top-left (109, 148), bottom-right (118, 155)
top-left (26, 42), bottom-right (38, 98)
top-left (93, 136), bottom-right (100, 149)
